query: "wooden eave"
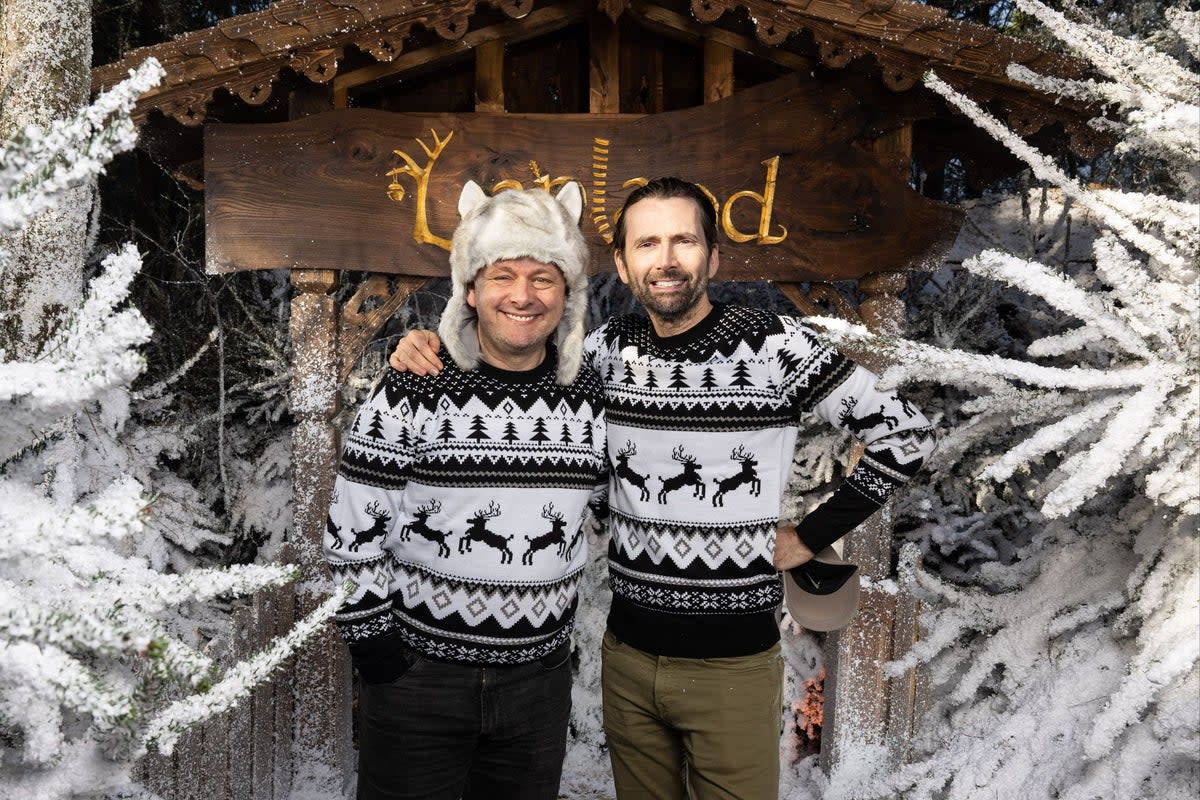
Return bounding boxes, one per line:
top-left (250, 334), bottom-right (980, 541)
top-left (93, 0), bottom-right (1101, 151)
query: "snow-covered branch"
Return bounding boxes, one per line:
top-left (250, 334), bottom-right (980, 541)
top-left (858, 6), bottom-right (1200, 800)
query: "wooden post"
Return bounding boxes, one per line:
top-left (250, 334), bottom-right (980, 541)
top-left (286, 83), bottom-right (354, 799)
top-left (288, 267), bottom-right (354, 798)
top-left (589, 11), bottom-right (620, 113)
top-left (475, 39), bottom-right (506, 112)
top-left (702, 38), bottom-right (734, 104)
top-left (821, 123), bottom-right (920, 774)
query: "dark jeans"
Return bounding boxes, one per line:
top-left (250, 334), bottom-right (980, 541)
top-left (356, 643), bottom-right (573, 800)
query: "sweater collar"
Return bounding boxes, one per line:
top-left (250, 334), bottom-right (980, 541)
top-left (646, 302), bottom-right (726, 350)
top-left (474, 345), bottom-right (558, 384)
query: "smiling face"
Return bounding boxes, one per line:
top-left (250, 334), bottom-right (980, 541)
top-left (467, 257), bottom-right (567, 371)
top-left (614, 195), bottom-right (719, 337)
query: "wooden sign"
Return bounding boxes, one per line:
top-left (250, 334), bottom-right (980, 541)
top-left (205, 74), bottom-right (961, 282)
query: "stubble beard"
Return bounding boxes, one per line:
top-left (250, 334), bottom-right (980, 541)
top-left (633, 272), bottom-right (709, 322)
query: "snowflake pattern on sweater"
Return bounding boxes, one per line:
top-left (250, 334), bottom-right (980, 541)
top-left (325, 350), bottom-right (608, 665)
top-left (584, 304), bottom-right (935, 657)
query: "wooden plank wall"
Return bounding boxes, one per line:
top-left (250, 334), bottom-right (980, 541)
top-left (131, 579), bottom-right (297, 800)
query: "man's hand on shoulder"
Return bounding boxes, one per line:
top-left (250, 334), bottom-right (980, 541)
top-left (389, 329), bottom-right (444, 375)
top-left (773, 524), bottom-right (815, 572)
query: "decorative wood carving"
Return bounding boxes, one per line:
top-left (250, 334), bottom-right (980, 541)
top-left (630, 3), bottom-right (815, 73)
top-left (290, 48), bottom-right (343, 83)
top-left (93, 0), bottom-right (1104, 153)
top-left (334, 0), bottom-right (591, 100)
top-left (338, 274), bottom-right (429, 379)
top-left (753, 15), bottom-right (793, 46)
top-left (818, 34), bottom-right (865, 69)
top-left (499, 0), bottom-right (534, 17)
top-left (434, 10), bottom-right (472, 40)
top-left (690, 0), bottom-right (726, 23)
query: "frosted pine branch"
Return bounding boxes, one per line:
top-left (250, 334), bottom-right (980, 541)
top-left (0, 59), bottom-right (164, 237)
top-left (976, 394), bottom-right (1124, 483)
top-left (0, 55), bottom-right (332, 791)
top-left (965, 249), bottom-right (1151, 358)
top-left (813, 317), bottom-right (1176, 391)
top-left (923, 73), bottom-right (1191, 276)
top-left (1084, 537), bottom-right (1200, 760)
top-left (880, 10), bottom-right (1199, 799)
top-left (122, 563), bottom-right (299, 615)
top-left (1091, 236), bottom-right (1186, 356)
top-left (142, 583), bottom-right (350, 755)
top-left (1013, 0), bottom-right (1196, 104)
top-left (1040, 380), bottom-right (1172, 517)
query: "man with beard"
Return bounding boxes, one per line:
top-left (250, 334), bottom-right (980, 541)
top-left (390, 177), bottom-right (935, 799)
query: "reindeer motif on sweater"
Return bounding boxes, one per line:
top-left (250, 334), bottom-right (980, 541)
top-left (324, 353), bottom-right (607, 665)
top-left (583, 304), bottom-right (935, 658)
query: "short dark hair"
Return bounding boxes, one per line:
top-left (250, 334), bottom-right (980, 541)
top-left (611, 177), bottom-right (718, 255)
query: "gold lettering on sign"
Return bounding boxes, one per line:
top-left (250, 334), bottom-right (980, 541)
top-left (384, 133), bottom-right (787, 252)
top-left (490, 179), bottom-right (525, 193)
top-left (491, 162), bottom-right (589, 203)
top-left (695, 183), bottom-right (721, 222)
top-left (386, 129), bottom-right (455, 251)
top-left (592, 139), bottom-right (612, 242)
top-left (721, 156), bottom-right (786, 245)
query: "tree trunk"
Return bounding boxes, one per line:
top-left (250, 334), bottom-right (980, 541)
top-left (0, 0), bottom-right (92, 358)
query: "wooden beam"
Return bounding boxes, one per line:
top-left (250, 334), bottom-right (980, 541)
top-left (629, 2), bottom-right (815, 74)
top-left (475, 39), bottom-right (506, 112)
top-left (650, 48), bottom-right (664, 114)
top-left (332, 0), bottom-right (590, 98)
top-left (288, 83), bottom-right (334, 120)
top-left (870, 123), bottom-right (915, 185)
top-left (703, 37), bottom-right (734, 103)
top-left (288, 266), bottom-right (355, 798)
top-left (589, 10), bottom-right (620, 113)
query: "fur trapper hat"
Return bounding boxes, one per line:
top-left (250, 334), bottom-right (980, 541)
top-left (440, 180), bottom-right (589, 385)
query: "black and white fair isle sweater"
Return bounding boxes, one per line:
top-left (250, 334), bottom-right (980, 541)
top-left (583, 304), bottom-right (935, 658)
top-left (324, 349), bottom-right (608, 668)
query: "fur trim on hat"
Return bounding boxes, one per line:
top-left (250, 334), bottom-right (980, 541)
top-left (439, 181), bottom-right (590, 385)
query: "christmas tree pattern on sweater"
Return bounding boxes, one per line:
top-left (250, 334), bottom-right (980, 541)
top-left (584, 304), bottom-right (934, 656)
top-left (325, 351), bottom-right (607, 665)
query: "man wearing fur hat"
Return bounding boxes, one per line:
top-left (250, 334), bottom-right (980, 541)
top-left (324, 182), bottom-right (608, 800)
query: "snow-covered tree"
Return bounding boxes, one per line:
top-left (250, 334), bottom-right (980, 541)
top-left (807, 2), bottom-right (1198, 798)
top-left (0, 61), bottom-right (346, 800)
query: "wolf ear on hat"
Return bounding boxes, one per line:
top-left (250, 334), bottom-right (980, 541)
top-left (554, 182), bottom-right (583, 225)
top-left (458, 180), bottom-right (488, 217)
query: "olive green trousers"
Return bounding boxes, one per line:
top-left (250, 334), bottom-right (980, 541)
top-left (601, 631), bottom-right (784, 800)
